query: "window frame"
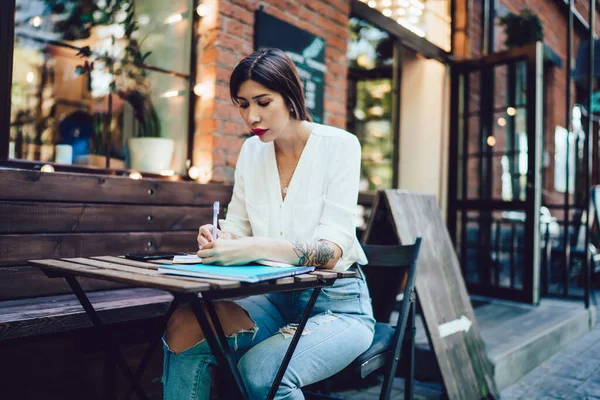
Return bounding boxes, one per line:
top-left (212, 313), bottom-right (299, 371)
top-left (0, 0), bottom-right (200, 180)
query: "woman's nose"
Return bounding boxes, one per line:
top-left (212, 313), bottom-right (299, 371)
top-left (249, 112), bottom-right (261, 124)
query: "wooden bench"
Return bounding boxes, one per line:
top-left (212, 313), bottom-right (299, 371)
top-left (0, 168), bottom-right (232, 399)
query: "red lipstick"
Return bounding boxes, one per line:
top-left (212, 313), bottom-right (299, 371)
top-left (252, 128), bottom-right (268, 136)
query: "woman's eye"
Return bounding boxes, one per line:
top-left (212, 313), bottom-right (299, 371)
top-left (239, 104), bottom-right (249, 109)
top-left (258, 102), bottom-right (270, 108)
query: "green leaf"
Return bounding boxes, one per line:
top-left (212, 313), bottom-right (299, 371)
top-left (142, 51), bottom-right (152, 61)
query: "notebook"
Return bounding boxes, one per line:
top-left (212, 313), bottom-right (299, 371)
top-left (158, 263), bottom-right (315, 283)
top-left (172, 254), bottom-right (296, 268)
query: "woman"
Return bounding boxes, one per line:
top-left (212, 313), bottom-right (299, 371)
top-left (163, 48), bottom-right (375, 400)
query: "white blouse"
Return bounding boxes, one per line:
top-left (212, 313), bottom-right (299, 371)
top-left (219, 123), bottom-right (368, 271)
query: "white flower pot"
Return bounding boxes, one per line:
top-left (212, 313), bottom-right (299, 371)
top-left (128, 137), bottom-right (175, 174)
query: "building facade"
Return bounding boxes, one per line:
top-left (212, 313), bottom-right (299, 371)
top-left (2, 0), bottom-right (599, 305)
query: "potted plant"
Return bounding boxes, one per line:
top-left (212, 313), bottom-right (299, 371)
top-left (75, 1), bottom-right (174, 174)
top-left (498, 9), bottom-right (544, 48)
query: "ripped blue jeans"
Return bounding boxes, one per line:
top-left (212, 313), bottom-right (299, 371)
top-left (162, 271), bottom-right (375, 400)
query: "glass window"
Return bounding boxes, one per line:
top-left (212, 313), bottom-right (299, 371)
top-left (357, 0), bottom-right (451, 52)
top-left (348, 17), bottom-right (396, 192)
top-left (9, 0), bottom-right (194, 175)
top-left (553, 106), bottom-right (582, 194)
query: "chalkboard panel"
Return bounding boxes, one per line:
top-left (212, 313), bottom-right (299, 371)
top-left (254, 10), bottom-right (326, 123)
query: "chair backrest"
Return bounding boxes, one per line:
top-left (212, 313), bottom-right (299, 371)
top-left (361, 238), bottom-right (422, 323)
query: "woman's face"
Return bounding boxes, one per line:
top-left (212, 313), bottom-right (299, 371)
top-left (235, 80), bottom-right (294, 142)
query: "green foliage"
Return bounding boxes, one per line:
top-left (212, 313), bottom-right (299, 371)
top-left (498, 9), bottom-right (544, 48)
top-left (70, 0), bottom-right (161, 138)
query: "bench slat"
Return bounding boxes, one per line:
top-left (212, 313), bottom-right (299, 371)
top-left (29, 259), bottom-right (211, 293)
top-left (0, 202), bottom-right (212, 234)
top-left (0, 266), bottom-right (128, 301)
top-left (0, 169), bottom-right (232, 206)
top-left (0, 232), bottom-right (197, 266)
top-left (0, 288), bottom-right (172, 340)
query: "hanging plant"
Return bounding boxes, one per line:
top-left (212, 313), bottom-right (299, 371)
top-left (498, 9), bottom-right (544, 48)
top-left (74, 0), bottom-right (161, 138)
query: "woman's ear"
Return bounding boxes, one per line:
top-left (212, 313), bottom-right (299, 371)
top-left (287, 102), bottom-right (297, 119)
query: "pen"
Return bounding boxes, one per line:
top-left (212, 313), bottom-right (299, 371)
top-left (212, 201), bottom-right (220, 240)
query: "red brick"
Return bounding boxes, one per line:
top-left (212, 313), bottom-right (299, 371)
top-left (225, 18), bottom-right (245, 37)
top-left (327, 0), bottom-right (350, 14)
top-left (202, 29), bottom-right (219, 48)
top-left (214, 135), bottom-right (244, 152)
top-left (217, 32), bottom-right (245, 52)
top-left (223, 120), bottom-right (246, 136)
top-left (213, 149), bottom-right (226, 166)
top-left (203, 65), bottom-right (232, 85)
top-left (202, 48), bottom-right (218, 64)
top-left (214, 101), bottom-right (242, 120)
top-left (214, 83), bottom-right (231, 102)
top-left (327, 35), bottom-right (347, 53)
top-left (226, 152), bottom-right (240, 167)
top-left (230, 0), bottom-right (258, 9)
top-left (216, 48), bottom-right (237, 66)
top-left (327, 114), bottom-right (346, 129)
top-left (195, 134), bottom-right (215, 151)
top-left (199, 118), bottom-right (218, 135)
top-left (210, 167), bottom-right (234, 184)
top-left (219, 1), bottom-right (254, 25)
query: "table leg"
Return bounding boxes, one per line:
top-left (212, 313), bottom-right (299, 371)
top-left (266, 287), bottom-right (322, 400)
top-left (64, 275), bottom-right (149, 400)
top-left (104, 340), bottom-right (116, 400)
top-left (189, 295), bottom-right (249, 400)
top-left (123, 296), bottom-right (181, 400)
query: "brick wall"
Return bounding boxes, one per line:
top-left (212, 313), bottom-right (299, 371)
top-left (193, 0), bottom-right (350, 184)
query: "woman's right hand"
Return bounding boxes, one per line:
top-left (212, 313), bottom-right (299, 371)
top-left (197, 224), bottom-right (221, 249)
top-left (197, 225), bottom-right (235, 249)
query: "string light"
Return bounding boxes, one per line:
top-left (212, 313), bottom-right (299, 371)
top-left (161, 90), bottom-right (180, 98)
top-left (188, 166), bottom-right (200, 180)
top-left (487, 136), bottom-right (497, 147)
top-left (197, 4), bottom-right (207, 17)
top-left (40, 164), bottom-right (54, 173)
top-left (129, 171), bottom-right (143, 180)
top-left (30, 16), bottom-right (42, 27)
top-left (193, 83), bottom-right (204, 96)
top-left (507, 107), bottom-right (516, 116)
top-left (164, 13), bottom-right (183, 24)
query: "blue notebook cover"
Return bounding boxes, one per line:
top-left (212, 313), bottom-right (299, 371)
top-left (158, 263), bottom-right (315, 283)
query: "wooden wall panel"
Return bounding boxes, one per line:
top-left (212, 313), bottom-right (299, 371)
top-left (0, 202), bottom-right (213, 233)
top-left (0, 169), bottom-right (233, 205)
top-left (0, 231), bottom-right (198, 266)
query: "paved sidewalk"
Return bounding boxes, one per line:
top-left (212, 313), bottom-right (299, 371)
top-left (332, 305), bottom-right (600, 399)
top-left (501, 313), bottom-right (600, 400)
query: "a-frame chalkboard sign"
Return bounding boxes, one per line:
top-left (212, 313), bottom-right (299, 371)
top-left (362, 190), bottom-right (499, 400)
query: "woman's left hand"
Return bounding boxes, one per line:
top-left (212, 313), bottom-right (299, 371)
top-left (197, 237), bottom-right (259, 265)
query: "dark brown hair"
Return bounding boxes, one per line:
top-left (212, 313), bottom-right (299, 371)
top-left (229, 48), bottom-right (311, 121)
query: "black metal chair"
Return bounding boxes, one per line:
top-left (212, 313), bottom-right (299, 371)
top-left (305, 237), bottom-right (422, 400)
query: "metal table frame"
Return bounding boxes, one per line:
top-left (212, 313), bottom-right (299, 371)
top-left (50, 269), bottom-right (335, 400)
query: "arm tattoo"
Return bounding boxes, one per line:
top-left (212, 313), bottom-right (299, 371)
top-left (291, 240), bottom-right (335, 268)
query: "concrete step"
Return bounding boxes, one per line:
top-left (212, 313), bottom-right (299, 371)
top-left (398, 296), bottom-right (597, 390)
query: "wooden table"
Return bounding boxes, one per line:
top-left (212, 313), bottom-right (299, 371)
top-left (28, 256), bottom-right (356, 400)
